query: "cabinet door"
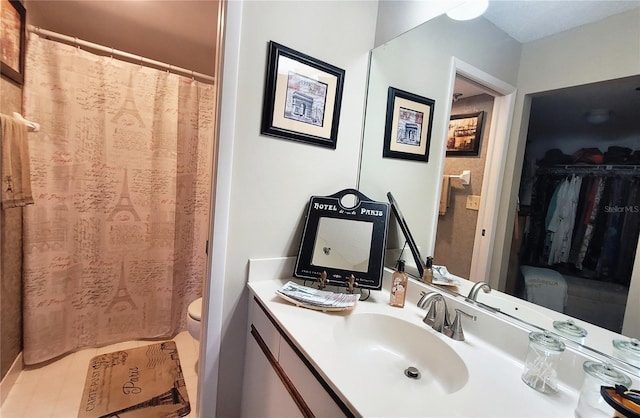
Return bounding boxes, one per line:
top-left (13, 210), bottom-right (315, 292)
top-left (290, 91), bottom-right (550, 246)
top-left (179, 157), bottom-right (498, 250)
top-left (240, 329), bottom-right (302, 418)
top-left (279, 340), bottom-right (349, 418)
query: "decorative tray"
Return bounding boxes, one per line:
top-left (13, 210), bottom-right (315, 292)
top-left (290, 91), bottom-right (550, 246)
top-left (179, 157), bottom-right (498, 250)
top-left (275, 281), bottom-right (360, 312)
top-left (433, 265), bottom-right (461, 286)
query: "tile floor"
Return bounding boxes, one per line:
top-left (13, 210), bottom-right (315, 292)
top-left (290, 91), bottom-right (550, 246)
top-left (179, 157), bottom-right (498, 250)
top-left (0, 331), bottom-right (199, 418)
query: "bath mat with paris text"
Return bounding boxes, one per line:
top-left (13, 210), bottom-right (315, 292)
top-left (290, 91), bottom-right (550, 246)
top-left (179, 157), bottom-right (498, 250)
top-left (78, 341), bottom-right (190, 418)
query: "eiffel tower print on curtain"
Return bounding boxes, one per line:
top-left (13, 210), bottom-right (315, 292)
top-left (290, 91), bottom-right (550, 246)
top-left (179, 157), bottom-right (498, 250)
top-left (105, 259), bottom-right (138, 313)
top-left (107, 167), bottom-right (141, 222)
top-left (111, 72), bottom-right (145, 128)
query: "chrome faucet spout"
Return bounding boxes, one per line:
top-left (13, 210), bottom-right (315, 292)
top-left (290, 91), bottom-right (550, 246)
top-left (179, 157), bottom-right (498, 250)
top-left (417, 292), bottom-right (451, 333)
top-left (467, 281), bottom-right (491, 302)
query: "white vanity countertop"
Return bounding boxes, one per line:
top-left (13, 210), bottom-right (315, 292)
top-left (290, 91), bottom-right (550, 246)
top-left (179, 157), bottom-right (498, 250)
top-left (247, 263), bottom-right (584, 417)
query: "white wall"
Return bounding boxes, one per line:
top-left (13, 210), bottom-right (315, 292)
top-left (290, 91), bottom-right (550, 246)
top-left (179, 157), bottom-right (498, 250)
top-left (203, 1), bottom-right (378, 416)
top-left (623, 242), bottom-right (640, 338)
top-left (374, 0), bottom-right (464, 47)
top-left (359, 13), bottom-right (521, 259)
top-left (494, 9), bottom-right (640, 327)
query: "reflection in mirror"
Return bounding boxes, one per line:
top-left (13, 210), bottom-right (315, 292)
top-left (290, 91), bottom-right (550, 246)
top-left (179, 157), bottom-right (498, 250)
top-left (387, 192), bottom-right (425, 278)
top-left (358, 2), bottom-right (640, 363)
top-left (312, 218), bottom-right (373, 272)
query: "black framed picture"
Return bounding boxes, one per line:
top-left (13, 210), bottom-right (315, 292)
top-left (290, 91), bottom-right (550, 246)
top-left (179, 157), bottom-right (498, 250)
top-left (1, 0), bottom-right (26, 85)
top-left (260, 41), bottom-right (346, 149)
top-left (446, 111), bottom-right (485, 156)
top-left (383, 87), bottom-right (435, 162)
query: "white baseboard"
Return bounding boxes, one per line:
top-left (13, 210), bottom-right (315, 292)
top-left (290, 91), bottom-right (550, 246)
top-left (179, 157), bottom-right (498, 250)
top-left (0, 352), bottom-right (23, 406)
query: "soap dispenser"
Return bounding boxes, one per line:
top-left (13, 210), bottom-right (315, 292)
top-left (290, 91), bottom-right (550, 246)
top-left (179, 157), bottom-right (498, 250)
top-left (422, 256), bottom-right (434, 284)
top-left (389, 259), bottom-right (408, 308)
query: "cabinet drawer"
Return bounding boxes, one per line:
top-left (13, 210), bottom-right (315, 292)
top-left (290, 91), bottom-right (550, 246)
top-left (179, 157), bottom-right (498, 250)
top-left (279, 340), bottom-right (348, 418)
top-left (251, 298), bottom-right (280, 358)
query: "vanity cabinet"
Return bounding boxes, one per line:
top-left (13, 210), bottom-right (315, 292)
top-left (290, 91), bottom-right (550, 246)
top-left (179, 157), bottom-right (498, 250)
top-left (241, 297), bottom-right (352, 418)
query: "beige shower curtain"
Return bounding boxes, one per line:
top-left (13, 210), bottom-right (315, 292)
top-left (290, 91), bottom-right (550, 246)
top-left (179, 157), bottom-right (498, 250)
top-left (22, 35), bottom-right (214, 365)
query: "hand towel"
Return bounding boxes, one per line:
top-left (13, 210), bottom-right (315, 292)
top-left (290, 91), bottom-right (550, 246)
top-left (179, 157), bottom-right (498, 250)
top-left (1, 113), bottom-right (34, 209)
top-left (439, 175), bottom-right (451, 215)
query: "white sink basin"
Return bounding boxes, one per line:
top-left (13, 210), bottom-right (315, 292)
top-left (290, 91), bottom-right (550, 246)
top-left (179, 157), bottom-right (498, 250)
top-left (333, 312), bottom-right (468, 395)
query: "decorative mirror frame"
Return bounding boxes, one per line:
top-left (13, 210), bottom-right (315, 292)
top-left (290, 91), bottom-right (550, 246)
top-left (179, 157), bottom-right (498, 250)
top-left (294, 189), bottom-right (389, 290)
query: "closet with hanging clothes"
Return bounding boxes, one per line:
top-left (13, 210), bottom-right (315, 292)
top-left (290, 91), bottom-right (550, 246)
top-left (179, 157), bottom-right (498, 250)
top-left (517, 147), bottom-right (640, 332)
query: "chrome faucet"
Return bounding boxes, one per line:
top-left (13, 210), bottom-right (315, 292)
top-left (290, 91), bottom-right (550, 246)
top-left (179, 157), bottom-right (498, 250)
top-left (466, 281), bottom-right (491, 302)
top-left (417, 291), bottom-right (451, 333)
top-left (418, 291), bottom-right (476, 341)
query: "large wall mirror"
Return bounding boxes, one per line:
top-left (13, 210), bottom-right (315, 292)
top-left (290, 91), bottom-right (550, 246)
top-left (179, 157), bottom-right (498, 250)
top-left (358, 1), bottom-right (640, 367)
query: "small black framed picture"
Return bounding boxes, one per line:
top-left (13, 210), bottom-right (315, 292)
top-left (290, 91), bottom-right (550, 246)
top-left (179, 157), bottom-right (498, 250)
top-left (1, 0), bottom-right (26, 85)
top-left (383, 87), bottom-right (435, 162)
top-left (260, 41), bottom-right (346, 149)
top-left (446, 111), bottom-right (485, 157)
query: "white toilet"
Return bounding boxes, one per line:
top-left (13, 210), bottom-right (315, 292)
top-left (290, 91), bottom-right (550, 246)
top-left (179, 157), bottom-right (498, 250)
top-left (187, 297), bottom-right (203, 341)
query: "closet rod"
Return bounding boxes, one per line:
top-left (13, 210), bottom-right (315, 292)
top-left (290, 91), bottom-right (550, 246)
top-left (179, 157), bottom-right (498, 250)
top-left (537, 164), bottom-right (640, 176)
top-left (28, 25), bottom-right (215, 85)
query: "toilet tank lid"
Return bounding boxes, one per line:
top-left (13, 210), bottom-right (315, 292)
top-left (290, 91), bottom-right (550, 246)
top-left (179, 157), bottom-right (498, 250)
top-left (188, 297), bottom-right (202, 321)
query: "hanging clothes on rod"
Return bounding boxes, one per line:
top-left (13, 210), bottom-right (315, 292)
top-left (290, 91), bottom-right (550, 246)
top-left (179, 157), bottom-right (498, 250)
top-left (521, 165), bottom-right (640, 286)
top-left (546, 174), bottom-right (582, 265)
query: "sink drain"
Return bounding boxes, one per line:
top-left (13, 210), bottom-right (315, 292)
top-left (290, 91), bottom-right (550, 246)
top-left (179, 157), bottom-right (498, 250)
top-left (404, 366), bottom-right (421, 379)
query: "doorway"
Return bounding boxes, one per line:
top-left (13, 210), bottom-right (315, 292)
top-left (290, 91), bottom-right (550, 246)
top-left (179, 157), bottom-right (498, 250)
top-left (504, 76), bottom-right (640, 333)
top-left (434, 76), bottom-right (495, 279)
top-left (432, 59), bottom-right (517, 284)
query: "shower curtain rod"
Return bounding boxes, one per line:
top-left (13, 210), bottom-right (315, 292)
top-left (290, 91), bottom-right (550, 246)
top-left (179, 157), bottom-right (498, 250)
top-left (28, 25), bottom-right (215, 85)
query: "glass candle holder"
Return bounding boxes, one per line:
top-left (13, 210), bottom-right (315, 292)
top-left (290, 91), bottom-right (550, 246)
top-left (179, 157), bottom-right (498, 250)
top-left (575, 361), bottom-right (631, 418)
top-left (612, 338), bottom-right (640, 367)
top-left (553, 319), bottom-right (588, 343)
top-left (521, 331), bottom-right (565, 394)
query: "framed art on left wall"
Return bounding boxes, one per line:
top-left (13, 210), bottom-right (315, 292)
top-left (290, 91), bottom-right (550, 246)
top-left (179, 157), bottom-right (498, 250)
top-left (1, 0), bottom-right (26, 85)
top-left (261, 41), bottom-right (346, 149)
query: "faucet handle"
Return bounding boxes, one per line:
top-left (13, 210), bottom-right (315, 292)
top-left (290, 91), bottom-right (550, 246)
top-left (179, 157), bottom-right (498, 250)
top-left (447, 308), bottom-right (477, 341)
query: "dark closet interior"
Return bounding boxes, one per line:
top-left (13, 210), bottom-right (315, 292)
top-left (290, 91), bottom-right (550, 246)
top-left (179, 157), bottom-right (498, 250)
top-left (511, 75), bottom-right (640, 333)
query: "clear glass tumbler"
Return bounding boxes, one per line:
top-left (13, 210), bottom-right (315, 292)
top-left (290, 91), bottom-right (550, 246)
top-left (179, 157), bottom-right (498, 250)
top-left (521, 331), bottom-right (565, 394)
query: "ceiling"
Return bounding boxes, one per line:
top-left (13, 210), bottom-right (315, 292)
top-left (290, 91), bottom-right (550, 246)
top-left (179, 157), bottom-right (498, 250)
top-left (23, 0), bottom-right (640, 141)
top-left (25, 0), bottom-right (219, 76)
top-left (24, 0), bottom-right (640, 79)
top-left (527, 75), bottom-right (640, 141)
top-left (483, 0), bottom-right (640, 43)
top-left (453, 1), bottom-right (640, 142)
top-left (455, 0), bottom-right (640, 98)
